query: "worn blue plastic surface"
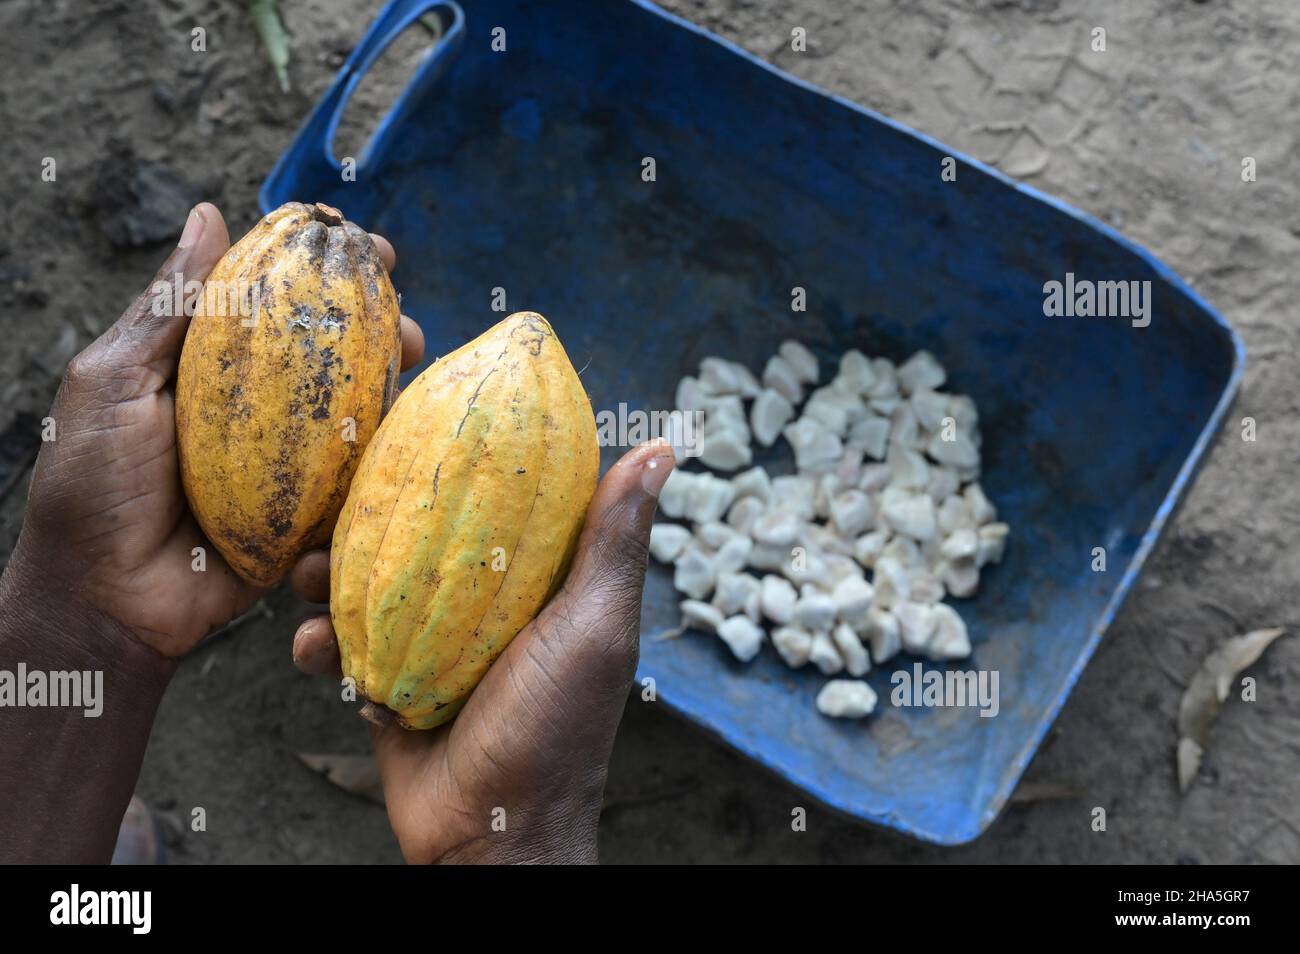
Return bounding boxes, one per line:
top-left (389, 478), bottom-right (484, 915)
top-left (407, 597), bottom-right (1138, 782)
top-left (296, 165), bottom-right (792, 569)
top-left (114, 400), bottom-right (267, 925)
top-left (262, 0), bottom-right (1244, 843)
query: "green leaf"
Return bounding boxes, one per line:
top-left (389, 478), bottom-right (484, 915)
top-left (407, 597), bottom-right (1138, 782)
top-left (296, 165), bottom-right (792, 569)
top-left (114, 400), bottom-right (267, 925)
top-left (248, 0), bottom-right (291, 93)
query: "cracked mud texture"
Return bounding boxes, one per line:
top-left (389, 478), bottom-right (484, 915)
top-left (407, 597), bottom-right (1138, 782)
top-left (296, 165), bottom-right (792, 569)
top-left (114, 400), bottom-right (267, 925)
top-left (0, 0), bottom-right (1297, 862)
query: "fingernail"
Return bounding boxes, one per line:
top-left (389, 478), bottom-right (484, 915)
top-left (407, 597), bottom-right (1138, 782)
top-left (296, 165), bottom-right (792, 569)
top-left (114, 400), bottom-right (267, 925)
top-left (178, 205), bottom-right (206, 249)
top-left (639, 439), bottom-right (675, 497)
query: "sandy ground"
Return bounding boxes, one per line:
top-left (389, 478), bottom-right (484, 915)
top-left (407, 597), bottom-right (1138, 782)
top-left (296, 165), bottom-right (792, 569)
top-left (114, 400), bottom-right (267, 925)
top-left (1, 0), bottom-right (1297, 863)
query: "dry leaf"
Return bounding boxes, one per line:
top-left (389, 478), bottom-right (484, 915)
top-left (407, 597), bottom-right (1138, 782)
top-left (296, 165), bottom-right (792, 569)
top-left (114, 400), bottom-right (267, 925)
top-left (1009, 780), bottom-right (1078, 804)
top-left (1176, 738), bottom-right (1203, 793)
top-left (298, 753), bottom-right (384, 805)
top-left (1176, 627), bottom-right (1285, 792)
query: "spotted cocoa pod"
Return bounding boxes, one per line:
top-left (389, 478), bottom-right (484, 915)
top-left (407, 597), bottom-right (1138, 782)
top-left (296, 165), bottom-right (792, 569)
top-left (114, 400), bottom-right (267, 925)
top-left (176, 202), bottom-right (401, 585)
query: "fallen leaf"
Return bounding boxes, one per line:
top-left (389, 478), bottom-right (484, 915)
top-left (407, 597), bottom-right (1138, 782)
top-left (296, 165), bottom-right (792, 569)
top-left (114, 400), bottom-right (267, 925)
top-left (1009, 780), bottom-right (1078, 804)
top-left (1176, 628), bottom-right (1286, 792)
top-left (298, 753), bottom-right (384, 805)
top-left (248, 0), bottom-right (292, 93)
top-left (1176, 738), bottom-right (1203, 793)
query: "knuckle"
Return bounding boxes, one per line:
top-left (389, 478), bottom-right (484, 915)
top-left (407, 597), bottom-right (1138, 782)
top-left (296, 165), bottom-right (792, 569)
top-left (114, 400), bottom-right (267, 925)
top-left (62, 348), bottom-right (100, 386)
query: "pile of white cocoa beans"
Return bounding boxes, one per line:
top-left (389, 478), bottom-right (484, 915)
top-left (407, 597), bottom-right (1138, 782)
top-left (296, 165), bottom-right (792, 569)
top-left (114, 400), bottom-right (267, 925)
top-left (650, 341), bottom-right (1008, 719)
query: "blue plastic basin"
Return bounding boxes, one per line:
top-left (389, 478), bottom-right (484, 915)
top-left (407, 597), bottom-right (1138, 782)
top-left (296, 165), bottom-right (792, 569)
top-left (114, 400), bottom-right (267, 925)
top-left (262, 0), bottom-right (1243, 843)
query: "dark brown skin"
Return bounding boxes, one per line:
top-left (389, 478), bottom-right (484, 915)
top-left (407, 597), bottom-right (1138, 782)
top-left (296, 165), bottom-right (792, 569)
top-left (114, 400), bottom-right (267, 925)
top-left (0, 203), bottom-right (670, 864)
top-left (291, 438), bottom-right (673, 863)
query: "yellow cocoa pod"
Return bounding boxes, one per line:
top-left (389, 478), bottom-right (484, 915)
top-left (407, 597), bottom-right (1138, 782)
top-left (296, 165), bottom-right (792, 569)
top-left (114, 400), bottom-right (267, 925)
top-left (176, 202), bottom-right (401, 585)
top-left (331, 312), bottom-right (599, 729)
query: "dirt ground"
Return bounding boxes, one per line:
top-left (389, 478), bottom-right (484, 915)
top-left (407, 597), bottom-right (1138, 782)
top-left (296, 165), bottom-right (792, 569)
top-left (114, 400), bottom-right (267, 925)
top-left (1, 0), bottom-right (1297, 863)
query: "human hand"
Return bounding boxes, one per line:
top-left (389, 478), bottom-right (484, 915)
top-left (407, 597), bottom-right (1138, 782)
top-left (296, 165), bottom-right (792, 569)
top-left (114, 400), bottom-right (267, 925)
top-left (4, 203), bottom-right (424, 661)
top-left (291, 439), bottom-right (674, 863)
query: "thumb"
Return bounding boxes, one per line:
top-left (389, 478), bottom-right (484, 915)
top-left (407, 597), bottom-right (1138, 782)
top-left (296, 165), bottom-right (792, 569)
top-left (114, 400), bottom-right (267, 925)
top-left (459, 438), bottom-right (674, 756)
top-left (65, 202), bottom-right (230, 402)
top-left (540, 438), bottom-right (675, 686)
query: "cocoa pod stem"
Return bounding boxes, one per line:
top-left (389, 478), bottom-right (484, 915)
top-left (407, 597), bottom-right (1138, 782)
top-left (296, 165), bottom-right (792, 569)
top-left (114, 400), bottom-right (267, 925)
top-left (359, 701), bottom-right (396, 729)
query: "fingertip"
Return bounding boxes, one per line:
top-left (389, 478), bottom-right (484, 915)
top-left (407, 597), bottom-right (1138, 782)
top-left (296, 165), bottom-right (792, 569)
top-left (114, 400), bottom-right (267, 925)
top-left (399, 315), bottom-right (425, 371)
top-left (370, 233), bottom-right (396, 273)
top-left (183, 202), bottom-right (231, 273)
top-left (293, 616), bottom-right (342, 676)
top-left (633, 438), bottom-right (675, 498)
top-left (598, 438), bottom-right (676, 505)
top-left (560, 439), bottom-right (675, 599)
top-left (289, 550), bottom-right (331, 603)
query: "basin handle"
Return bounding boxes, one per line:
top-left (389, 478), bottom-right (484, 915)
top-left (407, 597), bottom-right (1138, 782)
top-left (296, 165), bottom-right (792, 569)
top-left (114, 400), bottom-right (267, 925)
top-left (259, 0), bottom-right (465, 212)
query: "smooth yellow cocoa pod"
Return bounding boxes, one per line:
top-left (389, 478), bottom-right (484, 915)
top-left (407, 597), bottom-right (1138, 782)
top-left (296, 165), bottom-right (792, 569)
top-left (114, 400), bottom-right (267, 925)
top-left (176, 202), bottom-right (401, 585)
top-left (331, 312), bottom-right (598, 730)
